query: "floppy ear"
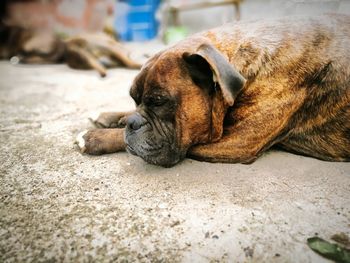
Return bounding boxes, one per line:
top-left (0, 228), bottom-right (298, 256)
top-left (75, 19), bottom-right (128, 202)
top-left (183, 43), bottom-right (246, 106)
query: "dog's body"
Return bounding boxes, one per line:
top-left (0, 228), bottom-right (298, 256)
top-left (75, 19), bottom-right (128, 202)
top-left (0, 25), bottom-right (141, 77)
top-left (78, 14), bottom-right (350, 167)
top-left (0, 25), bottom-right (66, 64)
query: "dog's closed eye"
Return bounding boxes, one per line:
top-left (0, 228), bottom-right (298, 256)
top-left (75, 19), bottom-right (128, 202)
top-left (144, 95), bottom-right (168, 107)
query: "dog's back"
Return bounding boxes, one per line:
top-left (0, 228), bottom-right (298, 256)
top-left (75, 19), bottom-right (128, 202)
top-left (198, 14), bottom-right (350, 161)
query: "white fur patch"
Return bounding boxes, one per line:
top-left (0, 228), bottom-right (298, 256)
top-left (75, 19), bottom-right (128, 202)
top-left (89, 112), bottom-right (100, 123)
top-left (76, 130), bottom-right (88, 152)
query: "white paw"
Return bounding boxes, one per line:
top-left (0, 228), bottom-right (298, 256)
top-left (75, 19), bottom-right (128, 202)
top-left (88, 112), bottom-right (100, 123)
top-left (76, 130), bottom-right (88, 152)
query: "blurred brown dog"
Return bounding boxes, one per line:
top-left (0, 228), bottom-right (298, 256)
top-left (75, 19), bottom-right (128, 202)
top-left (0, 25), bottom-right (141, 76)
top-left (78, 14), bottom-right (350, 167)
top-left (0, 25), bottom-right (65, 64)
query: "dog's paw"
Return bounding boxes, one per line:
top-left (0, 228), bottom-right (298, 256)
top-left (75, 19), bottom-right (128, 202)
top-left (76, 130), bottom-right (88, 153)
top-left (89, 112), bottom-right (128, 128)
top-left (88, 112), bottom-right (100, 125)
top-left (76, 129), bottom-right (104, 155)
top-left (75, 129), bottom-right (124, 155)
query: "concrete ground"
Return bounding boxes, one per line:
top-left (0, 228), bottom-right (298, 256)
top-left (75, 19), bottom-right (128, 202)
top-left (0, 57), bottom-right (349, 263)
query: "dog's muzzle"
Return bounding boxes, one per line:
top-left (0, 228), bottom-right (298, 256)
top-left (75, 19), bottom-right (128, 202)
top-left (124, 112), bottom-right (183, 167)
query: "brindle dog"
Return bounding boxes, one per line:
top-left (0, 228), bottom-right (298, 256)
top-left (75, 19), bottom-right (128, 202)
top-left (77, 14), bottom-right (350, 167)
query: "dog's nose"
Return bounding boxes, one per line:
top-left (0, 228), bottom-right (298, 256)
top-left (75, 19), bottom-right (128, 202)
top-left (126, 113), bottom-right (144, 131)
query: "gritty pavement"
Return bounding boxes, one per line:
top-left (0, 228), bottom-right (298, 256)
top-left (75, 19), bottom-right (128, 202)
top-left (0, 60), bottom-right (349, 262)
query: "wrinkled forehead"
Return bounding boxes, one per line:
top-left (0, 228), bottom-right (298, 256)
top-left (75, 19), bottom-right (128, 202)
top-left (129, 52), bottom-right (184, 103)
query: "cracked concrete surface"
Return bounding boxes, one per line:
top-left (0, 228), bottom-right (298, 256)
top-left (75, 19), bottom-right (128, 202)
top-left (0, 61), bottom-right (349, 262)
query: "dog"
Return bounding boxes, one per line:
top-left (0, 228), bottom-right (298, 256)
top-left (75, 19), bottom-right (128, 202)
top-left (0, 25), bottom-right (65, 64)
top-left (0, 25), bottom-right (142, 77)
top-left (76, 14), bottom-right (350, 167)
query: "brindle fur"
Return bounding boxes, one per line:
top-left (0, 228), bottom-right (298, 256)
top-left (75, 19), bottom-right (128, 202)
top-left (79, 15), bottom-right (350, 167)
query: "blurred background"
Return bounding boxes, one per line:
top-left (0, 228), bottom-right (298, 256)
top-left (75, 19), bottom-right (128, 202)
top-left (1, 0), bottom-right (350, 74)
top-left (2, 0), bottom-right (350, 43)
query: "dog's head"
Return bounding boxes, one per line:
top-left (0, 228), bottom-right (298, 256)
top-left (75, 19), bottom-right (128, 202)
top-left (125, 43), bottom-right (246, 167)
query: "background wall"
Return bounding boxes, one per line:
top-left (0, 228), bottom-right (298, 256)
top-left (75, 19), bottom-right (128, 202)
top-left (174, 0), bottom-right (350, 34)
top-left (4, 0), bottom-right (114, 34)
top-left (2, 0), bottom-right (350, 38)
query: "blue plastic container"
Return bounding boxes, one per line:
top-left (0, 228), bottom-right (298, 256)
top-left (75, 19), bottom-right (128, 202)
top-left (114, 0), bottom-right (160, 41)
top-left (114, 1), bottom-right (130, 41)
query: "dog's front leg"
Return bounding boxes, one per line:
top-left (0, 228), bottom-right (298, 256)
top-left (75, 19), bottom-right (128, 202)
top-left (187, 136), bottom-right (260, 164)
top-left (187, 113), bottom-right (293, 164)
top-left (188, 83), bottom-right (307, 164)
top-left (89, 111), bottom-right (134, 128)
top-left (188, 135), bottom-right (266, 164)
top-left (76, 128), bottom-right (125, 155)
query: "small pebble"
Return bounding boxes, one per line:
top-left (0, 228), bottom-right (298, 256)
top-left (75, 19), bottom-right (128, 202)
top-left (10, 56), bottom-right (19, 65)
top-left (158, 203), bottom-right (167, 209)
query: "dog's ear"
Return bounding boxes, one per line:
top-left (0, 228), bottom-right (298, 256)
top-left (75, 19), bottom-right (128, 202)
top-left (183, 43), bottom-right (246, 106)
